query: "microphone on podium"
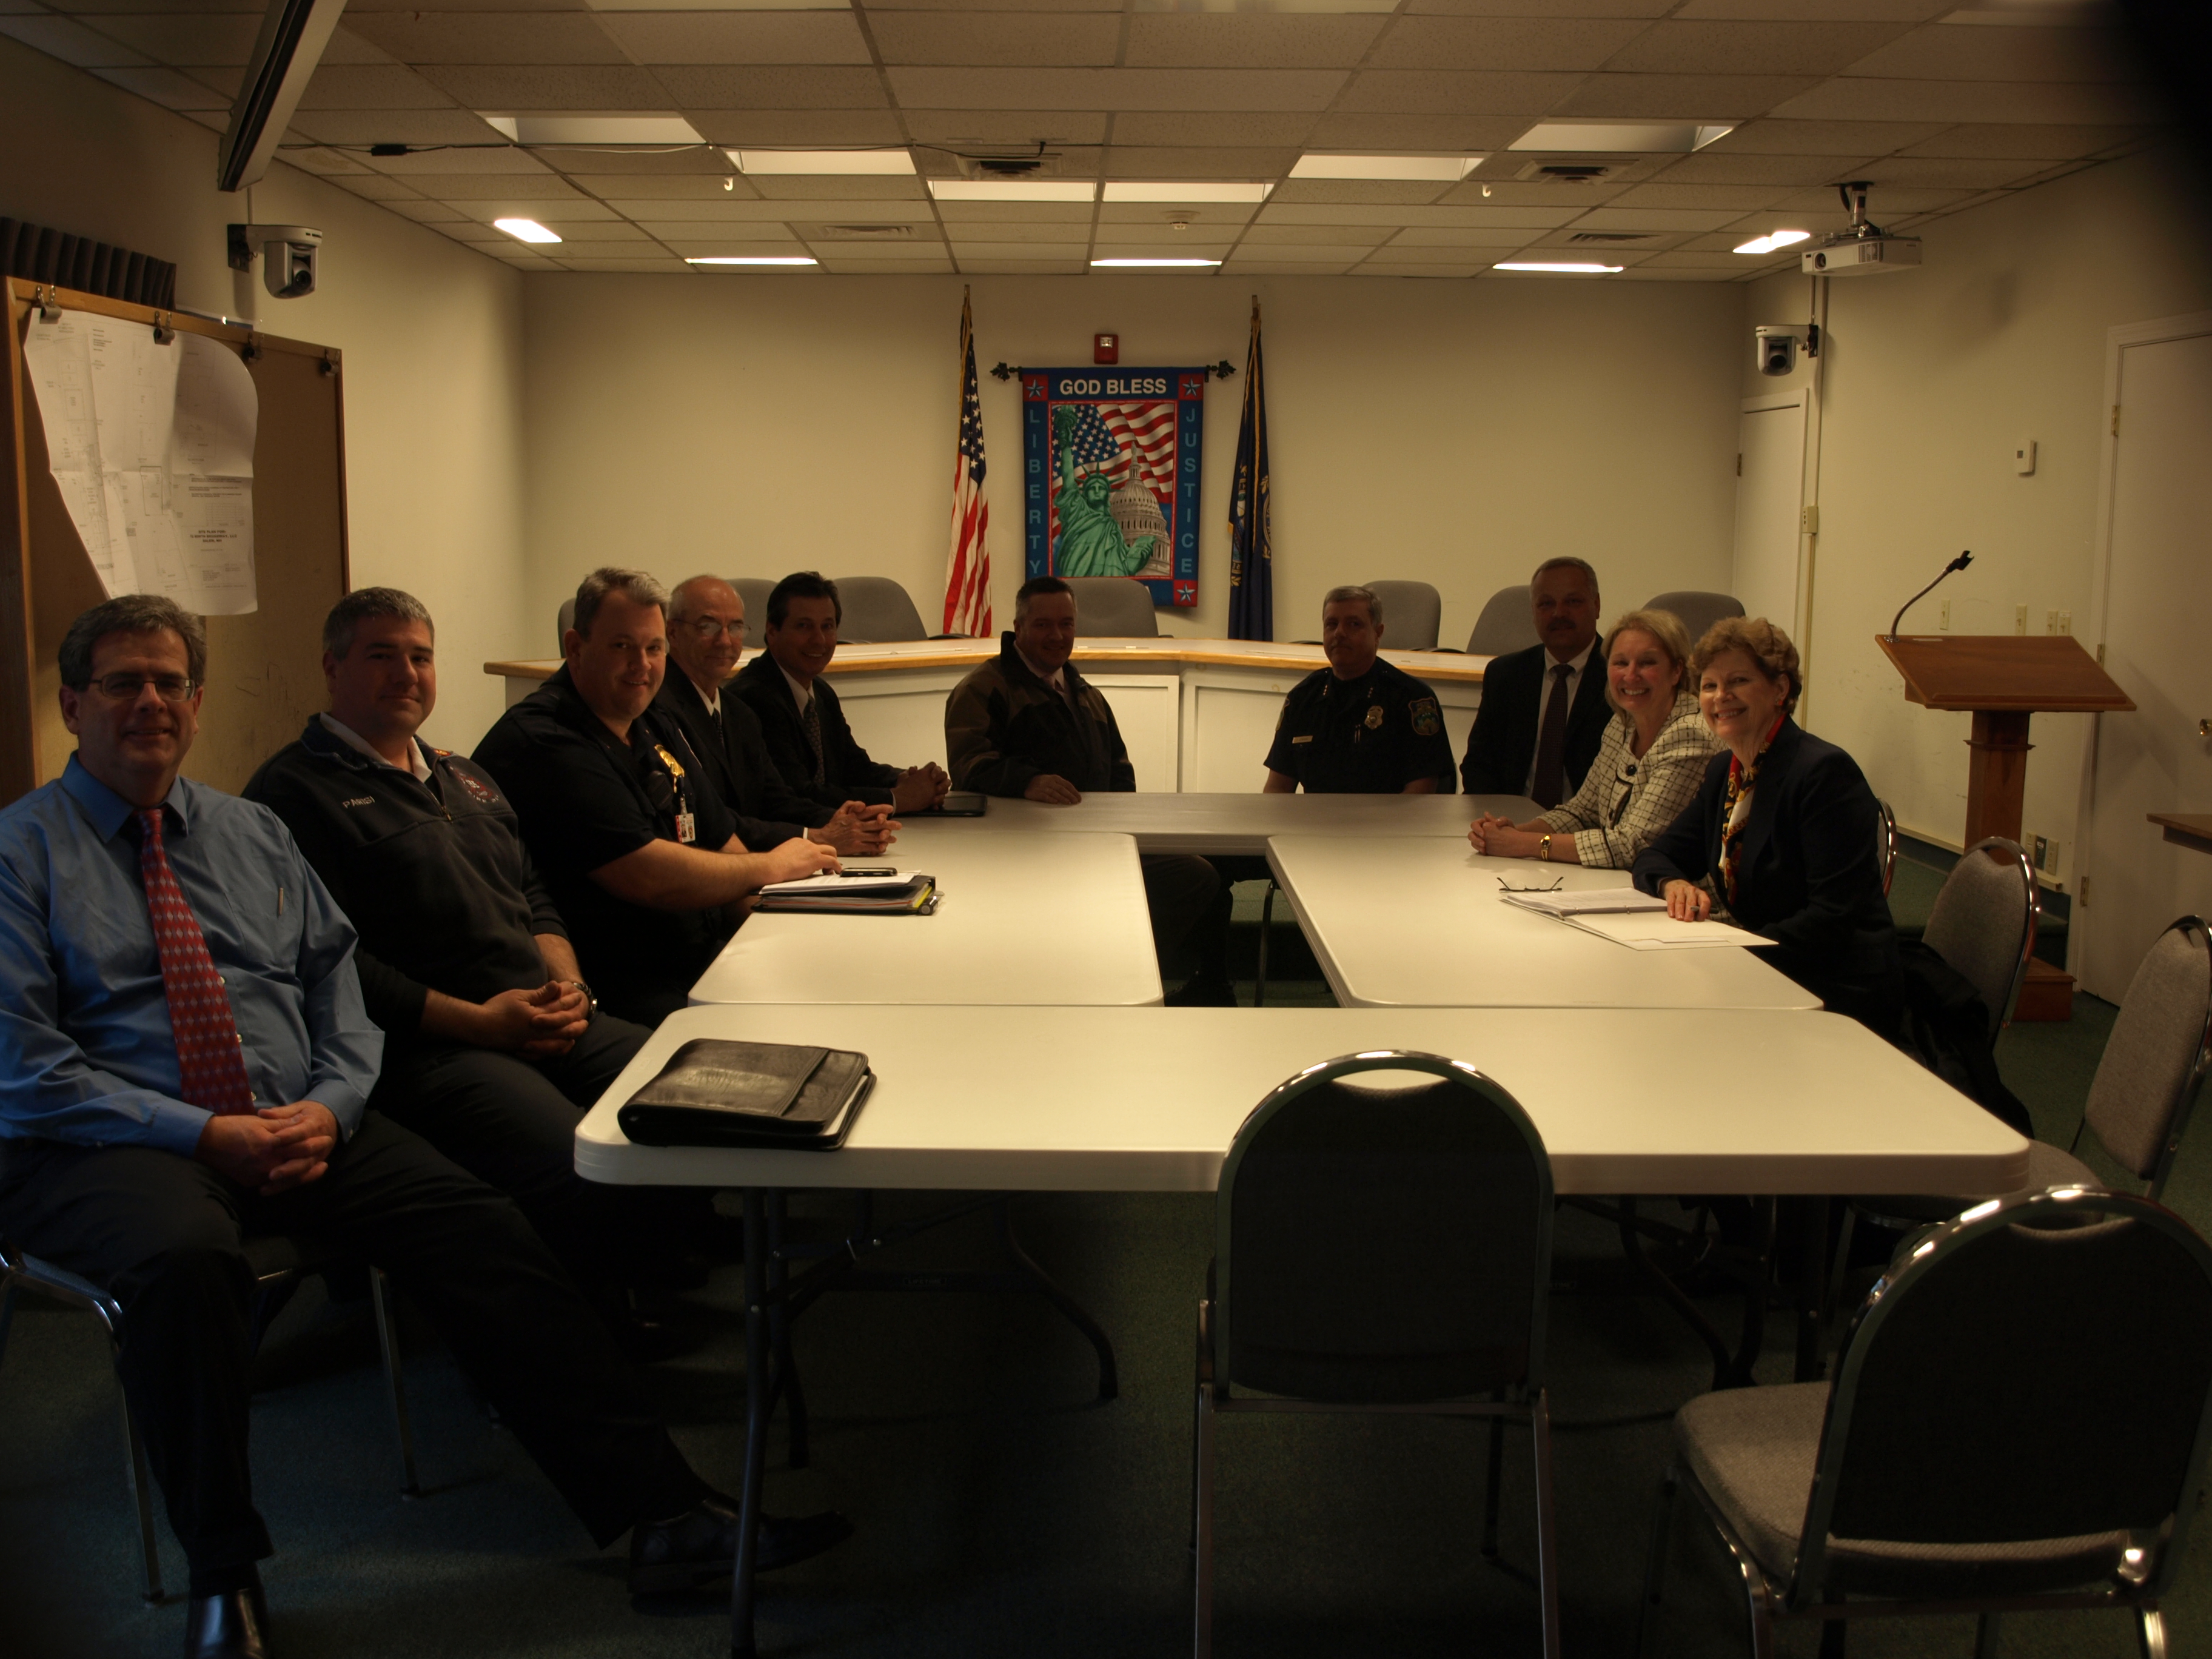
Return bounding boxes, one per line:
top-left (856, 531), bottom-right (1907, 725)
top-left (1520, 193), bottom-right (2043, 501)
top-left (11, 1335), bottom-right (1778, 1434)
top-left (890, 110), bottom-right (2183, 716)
top-left (1888, 551), bottom-right (1974, 640)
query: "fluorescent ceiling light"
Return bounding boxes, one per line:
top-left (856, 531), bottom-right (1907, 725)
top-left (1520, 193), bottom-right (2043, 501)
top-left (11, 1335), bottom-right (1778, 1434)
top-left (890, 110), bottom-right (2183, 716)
top-left (1102, 182), bottom-right (1272, 203)
top-left (1509, 122), bottom-right (1734, 154)
top-left (929, 180), bottom-right (1098, 203)
top-left (1493, 261), bottom-right (1621, 275)
top-left (493, 218), bottom-right (561, 244)
top-left (1289, 154), bottom-right (1480, 183)
top-left (726, 148), bottom-right (914, 175)
top-left (1091, 258), bottom-right (1221, 268)
top-left (482, 115), bottom-right (704, 146)
top-left (1734, 229), bottom-right (1812, 255)
top-left (687, 256), bottom-right (819, 266)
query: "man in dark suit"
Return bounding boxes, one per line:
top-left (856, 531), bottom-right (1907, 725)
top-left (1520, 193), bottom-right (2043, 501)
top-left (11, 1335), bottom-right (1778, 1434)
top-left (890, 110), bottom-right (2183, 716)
top-left (654, 575), bottom-right (894, 857)
top-left (734, 571), bottom-right (950, 816)
top-left (1458, 557), bottom-right (1612, 805)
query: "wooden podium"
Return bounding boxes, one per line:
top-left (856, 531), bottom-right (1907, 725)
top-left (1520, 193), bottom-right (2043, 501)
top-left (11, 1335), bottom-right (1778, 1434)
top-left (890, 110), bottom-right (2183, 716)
top-left (1876, 635), bottom-right (2134, 1019)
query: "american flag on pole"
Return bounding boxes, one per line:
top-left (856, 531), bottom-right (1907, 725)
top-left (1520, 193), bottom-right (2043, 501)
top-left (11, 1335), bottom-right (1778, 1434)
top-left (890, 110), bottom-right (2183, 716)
top-left (942, 288), bottom-right (991, 637)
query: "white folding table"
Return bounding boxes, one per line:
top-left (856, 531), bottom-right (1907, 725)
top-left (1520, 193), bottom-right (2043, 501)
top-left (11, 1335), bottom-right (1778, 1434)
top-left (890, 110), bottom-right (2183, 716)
top-left (580, 1003), bottom-right (2024, 1657)
top-left (686, 829), bottom-right (1161, 1007)
top-left (1265, 834), bottom-right (1824, 1013)
top-left (927, 790), bottom-right (1539, 856)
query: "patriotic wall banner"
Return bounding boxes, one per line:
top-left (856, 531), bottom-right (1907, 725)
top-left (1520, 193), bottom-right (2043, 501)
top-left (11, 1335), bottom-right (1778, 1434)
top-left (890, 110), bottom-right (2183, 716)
top-left (1021, 367), bottom-right (1205, 608)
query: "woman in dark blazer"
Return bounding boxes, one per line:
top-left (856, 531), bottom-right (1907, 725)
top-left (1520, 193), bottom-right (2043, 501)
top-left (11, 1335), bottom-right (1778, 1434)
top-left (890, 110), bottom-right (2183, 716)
top-left (1631, 617), bottom-right (1902, 1035)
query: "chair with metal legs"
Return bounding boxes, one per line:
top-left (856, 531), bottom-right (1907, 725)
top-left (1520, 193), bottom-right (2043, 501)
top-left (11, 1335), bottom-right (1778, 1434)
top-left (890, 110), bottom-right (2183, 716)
top-left (1640, 1187), bottom-right (2212, 1659)
top-left (0, 1235), bottom-right (419, 1602)
top-left (1192, 1051), bottom-right (1561, 1658)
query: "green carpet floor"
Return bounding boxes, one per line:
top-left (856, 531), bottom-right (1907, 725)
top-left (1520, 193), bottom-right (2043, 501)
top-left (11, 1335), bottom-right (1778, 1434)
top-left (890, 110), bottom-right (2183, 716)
top-left (2, 925), bottom-right (2199, 1656)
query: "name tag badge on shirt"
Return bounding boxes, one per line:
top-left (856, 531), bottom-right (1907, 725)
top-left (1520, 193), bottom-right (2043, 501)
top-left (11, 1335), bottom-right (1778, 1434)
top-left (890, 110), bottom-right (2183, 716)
top-left (675, 811), bottom-right (697, 844)
top-left (1290, 734), bottom-right (1313, 744)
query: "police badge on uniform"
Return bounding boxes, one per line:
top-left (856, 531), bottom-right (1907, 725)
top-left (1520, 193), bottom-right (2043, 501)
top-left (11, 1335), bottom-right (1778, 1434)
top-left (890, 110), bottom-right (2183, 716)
top-left (452, 766), bottom-right (501, 806)
top-left (1364, 703), bottom-right (1385, 729)
top-left (1409, 697), bottom-right (1441, 737)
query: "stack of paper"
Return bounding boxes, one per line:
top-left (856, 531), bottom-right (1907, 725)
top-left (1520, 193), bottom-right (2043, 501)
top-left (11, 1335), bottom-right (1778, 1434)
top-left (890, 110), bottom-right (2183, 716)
top-left (755, 869), bottom-right (937, 914)
top-left (1498, 885), bottom-right (1762, 950)
top-left (1498, 888), bottom-right (1668, 918)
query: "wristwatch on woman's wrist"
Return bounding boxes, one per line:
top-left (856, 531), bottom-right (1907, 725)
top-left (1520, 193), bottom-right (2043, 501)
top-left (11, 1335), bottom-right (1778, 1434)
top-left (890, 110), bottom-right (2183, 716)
top-left (1538, 833), bottom-right (1553, 862)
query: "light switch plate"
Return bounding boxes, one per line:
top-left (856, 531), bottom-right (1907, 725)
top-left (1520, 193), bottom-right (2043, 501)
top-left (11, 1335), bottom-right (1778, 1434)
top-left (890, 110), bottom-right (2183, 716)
top-left (2014, 438), bottom-right (2037, 475)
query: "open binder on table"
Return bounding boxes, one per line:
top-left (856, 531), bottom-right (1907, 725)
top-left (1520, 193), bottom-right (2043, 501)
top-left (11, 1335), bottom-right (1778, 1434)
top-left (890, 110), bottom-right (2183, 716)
top-left (1498, 885), bottom-right (1764, 951)
top-left (617, 1040), bottom-right (873, 1149)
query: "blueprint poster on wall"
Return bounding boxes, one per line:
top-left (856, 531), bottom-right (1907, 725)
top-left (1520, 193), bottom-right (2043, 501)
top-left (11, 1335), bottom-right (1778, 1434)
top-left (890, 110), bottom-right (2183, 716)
top-left (1021, 367), bottom-right (1204, 608)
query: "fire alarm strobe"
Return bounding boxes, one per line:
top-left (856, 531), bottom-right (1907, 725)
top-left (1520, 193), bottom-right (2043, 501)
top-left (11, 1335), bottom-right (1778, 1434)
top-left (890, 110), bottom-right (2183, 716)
top-left (1094, 333), bottom-right (1119, 364)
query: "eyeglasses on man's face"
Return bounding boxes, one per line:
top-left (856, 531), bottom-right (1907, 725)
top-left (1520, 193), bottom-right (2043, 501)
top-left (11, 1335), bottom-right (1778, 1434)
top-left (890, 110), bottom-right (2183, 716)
top-left (87, 673), bottom-right (198, 703)
top-left (688, 617), bottom-right (745, 641)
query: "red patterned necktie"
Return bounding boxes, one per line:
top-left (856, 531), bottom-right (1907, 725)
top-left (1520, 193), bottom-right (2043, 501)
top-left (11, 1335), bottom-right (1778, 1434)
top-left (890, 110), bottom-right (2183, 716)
top-left (136, 808), bottom-right (255, 1115)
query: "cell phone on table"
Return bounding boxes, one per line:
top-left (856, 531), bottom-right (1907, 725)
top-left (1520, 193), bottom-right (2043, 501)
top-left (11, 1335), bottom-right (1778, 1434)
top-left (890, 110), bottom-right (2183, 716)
top-left (839, 865), bottom-right (897, 878)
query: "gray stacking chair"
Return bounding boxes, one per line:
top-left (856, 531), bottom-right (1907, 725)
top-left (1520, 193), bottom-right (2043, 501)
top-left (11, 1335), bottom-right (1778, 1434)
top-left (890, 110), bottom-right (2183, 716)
top-left (1065, 576), bottom-right (1159, 637)
top-left (830, 575), bottom-right (928, 643)
top-left (1643, 589), bottom-right (1745, 646)
top-left (1640, 1187), bottom-right (2212, 1659)
top-left (1364, 580), bottom-right (1441, 651)
top-left (1877, 799), bottom-right (1899, 896)
top-left (729, 576), bottom-right (776, 646)
top-left (1467, 585), bottom-right (1538, 657)
top-left (1923, 836), bottom-right (2040, 1044)
top-left (555, 597), bottom-right (574, 652)
top-left (0, 1236), bottom-right (418, 1602)
top-left (1193, 1053), bottom-right (1560, 1658)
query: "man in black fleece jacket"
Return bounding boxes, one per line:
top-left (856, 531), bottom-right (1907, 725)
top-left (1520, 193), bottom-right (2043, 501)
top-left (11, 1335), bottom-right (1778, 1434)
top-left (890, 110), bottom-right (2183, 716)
top-left (246, 589), bottom-right (694, 1337)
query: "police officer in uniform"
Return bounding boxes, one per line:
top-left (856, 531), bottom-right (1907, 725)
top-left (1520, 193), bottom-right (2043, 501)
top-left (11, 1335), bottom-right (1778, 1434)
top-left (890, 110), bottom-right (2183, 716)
top-left (1264, 585), bottom-right (1455, 794)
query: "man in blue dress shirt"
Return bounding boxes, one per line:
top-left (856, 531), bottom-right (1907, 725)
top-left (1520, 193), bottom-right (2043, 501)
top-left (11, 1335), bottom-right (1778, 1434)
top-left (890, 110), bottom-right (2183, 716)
top-left (0, 596), bottom-right (845, 1659)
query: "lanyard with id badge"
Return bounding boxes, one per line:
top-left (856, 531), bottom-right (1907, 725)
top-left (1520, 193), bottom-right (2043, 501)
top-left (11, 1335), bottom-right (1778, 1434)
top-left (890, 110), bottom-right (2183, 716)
top-left (650, 742), bottom-right (699, 844)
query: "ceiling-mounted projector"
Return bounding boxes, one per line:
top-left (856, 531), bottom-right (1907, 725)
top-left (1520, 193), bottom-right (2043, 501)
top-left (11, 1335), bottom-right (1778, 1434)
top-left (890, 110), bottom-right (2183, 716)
top-left (1802, 180), bottom-right (1922, 276)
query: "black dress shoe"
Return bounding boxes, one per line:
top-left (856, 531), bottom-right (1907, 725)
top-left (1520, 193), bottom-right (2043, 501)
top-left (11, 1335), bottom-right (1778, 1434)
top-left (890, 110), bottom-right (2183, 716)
top-left (628, 1495), bottom-right (853, 1594)
top-left (186, 1584), bottom-right (270, 1659)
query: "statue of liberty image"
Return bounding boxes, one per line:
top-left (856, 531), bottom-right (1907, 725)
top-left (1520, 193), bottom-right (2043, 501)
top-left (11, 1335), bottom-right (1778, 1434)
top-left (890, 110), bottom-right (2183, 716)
top-left (1051, 403), bottom-right (1158, 578)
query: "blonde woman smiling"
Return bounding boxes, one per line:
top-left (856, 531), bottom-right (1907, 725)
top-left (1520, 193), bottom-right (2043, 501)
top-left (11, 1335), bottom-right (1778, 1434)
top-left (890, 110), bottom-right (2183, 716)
top-left (1467, 608), bottom-right (1714, 870)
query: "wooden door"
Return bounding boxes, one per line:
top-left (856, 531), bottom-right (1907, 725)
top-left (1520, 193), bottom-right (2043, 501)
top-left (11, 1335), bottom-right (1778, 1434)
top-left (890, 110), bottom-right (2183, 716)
top-left (1731, 394), bottom-right (1806, 634)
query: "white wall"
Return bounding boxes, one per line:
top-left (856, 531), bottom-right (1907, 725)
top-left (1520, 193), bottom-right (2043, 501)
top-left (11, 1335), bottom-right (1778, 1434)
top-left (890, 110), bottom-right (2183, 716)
top-left (1743, 144), bottom-right (2212, 884)
top-left (522, 272), bottom-right (1742, 653)
top-left (0, 36), bottom-right (528, 749)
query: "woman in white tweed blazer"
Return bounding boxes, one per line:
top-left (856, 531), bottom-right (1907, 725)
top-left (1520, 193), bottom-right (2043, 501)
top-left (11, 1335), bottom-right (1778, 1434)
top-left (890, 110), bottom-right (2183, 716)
top-left (1468, 606), bottom-right (1714, 870)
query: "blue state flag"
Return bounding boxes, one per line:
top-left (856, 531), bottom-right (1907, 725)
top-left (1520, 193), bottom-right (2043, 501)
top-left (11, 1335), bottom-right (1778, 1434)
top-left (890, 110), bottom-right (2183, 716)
top-left (1226, 301), bottom-right (1272, 642)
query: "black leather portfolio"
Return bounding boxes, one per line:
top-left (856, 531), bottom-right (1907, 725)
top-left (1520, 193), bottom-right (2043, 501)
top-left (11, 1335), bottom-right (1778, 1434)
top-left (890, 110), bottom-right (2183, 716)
top-left (617, 1040), bottom-right (873, 1150)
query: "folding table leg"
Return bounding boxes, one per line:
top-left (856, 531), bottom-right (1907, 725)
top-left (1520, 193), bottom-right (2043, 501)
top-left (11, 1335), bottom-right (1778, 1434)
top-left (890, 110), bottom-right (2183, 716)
top-left (731, 1188), bottom-right (773, 1659)
top-left (765, 1190), bottom-right (807, 1469)
top-left (995, 1201), bottom-right (1118, 1399)
top-left (1794, 1196), bottom-right (1831, 1382)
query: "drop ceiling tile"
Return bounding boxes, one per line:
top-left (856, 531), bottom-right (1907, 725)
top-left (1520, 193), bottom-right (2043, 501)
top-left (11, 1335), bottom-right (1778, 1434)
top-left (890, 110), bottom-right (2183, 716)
top-left (1385, 225), bottom-right (1552, 246)
top-left (1854, 153), bottom-right (2060, 188)
top-left (870, 12), bottom-right (1119, 66)
top-left (1532, 226), bottom-right (1692, 249)
top-left (414, 65), bottom-right (674, 109)
top-left (1404, 0), bottom-right (1673, 16)
top-left (1603, 181), bottom-right (1792, 209)
top-left (1716, 206), bottom-right (1854, 232)
top-left (1225, 261), bottom-right (1359, 275)
top-left (1108, 112), bottom-right (1316, 147)
top-left (1370, 17), bottom-right (1652, 72)
top-left (1238, 222), bottom-right (1392, 245)
top-left (377, 198), bottom-right (474, 222)
top-left (1612, 267), bottom-right (1740, 280)
top-left (1769, 78), bottom-right (2154, 125)
top-left (1899, 122), bottom-right (2145, 159)
top-left (802, 240), bottom-right (948, 258)
top-left (1305, 113), bottom-right (1530, 149)
top-left (1223, 243), bottom-right (1385, 262)
top-left (596, 10), bottom-right (871, 63)
top-left (398, 171), bottom-right (586, 198)
top-left (1603, 21), bottom-right (1912, 77)
top-left (817, 257), bottom-right (953, 272)
top-left (532, 220), bottom-right (654, 240)
top-left (1336, 70), bottom-right (1582, 115)
top-left (747, 175), bottom-right (929, 199)
top-left (539, 147), bottom-right (732, 178)
top-left (453, 196), bottom-right (617, 221)
top-left (363, 145), bottom-right (555, 175)
top-left (1373, 239), bottom-right (1531, 258)
top-left (659, 236), bottom-right (810, 253)
top-left (1098, 202), bottom-right (1256, 226)
top-left (948, 261), bottom-right (1084, 275)
top-left (948, 241), bottom-right (1092, 259)
top-left (1354, 263), bottom-right (1484, 277)
top-left (1700, 116), bottom-right (1949, 152)
top-left (1562, 206), bottom-right (1744, 230)
top-left (1550, 73), bottom-right (1823, 118)
top-left (1091, 242), bottom-right (1234, 260)
top-left (182, 62), bottom-right (243, 95)
top-left (618, 197), bottom-right (936, 220)
top-left (1271, 179), bottom-right (1454, 206)
top-left (1635, 249), bottom-right (1778, 267)
top-left (886, 67), bottom-right (1350, 112)
top-left (478, 250), bottom-right (563, 268)
top-left (559, 174), bottom-right (748, 201)
top-left (551, 256), bottom-right (692, 270)
top-left (0, 14), bottom-right (151, 65)
top-left (1674, 0), bottom-right (1948, 15)
top-left (934, 201), bottom-right (1094, 223)
top-left (321, 172), bottom-right (426, 199)
top-left (1842, 22), bottom-right (2139, 83)
top-left (1102, 147), bottom-right (1298, 179)
top-left (75, 12), bottom-right (260, 62)
top-left (321, 27), bottom-right (400, 65)
top-left (88, 63), bottom-right (227, 106)
top-left (1259, 202), bottom-right (1582, 228)
top-left (1762, 183), bottom-right (1965, 211)
top-left (655, 66), bottom-right (887, 107)
top-left (913, 145), bottom-right (1101, 178)
top-left (1122, 14), bottom-right (1386, 70)
top-left (283, 145), bottom-right (377, 175)
top-left (1649, 149), bottom-right (1880, 184)
top-left (903, 109), bottom-right (1110, 145)
top-left (936, 219), bottom-right (1087, 243)
top-left (341, 13), bottom-right (627, 64)
top-left (686, 110), bottom-right (910, 145)
top-left (1433, 179), bottom-right (1629, 207)
top-left (344, 0), bottom-right (589, 11)
top-left (56, 0), bottom-right (262, 12)
top-left (298, 64), bottom-right (471, 109)
top-left (289, 109), bottom-right (511, 144)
